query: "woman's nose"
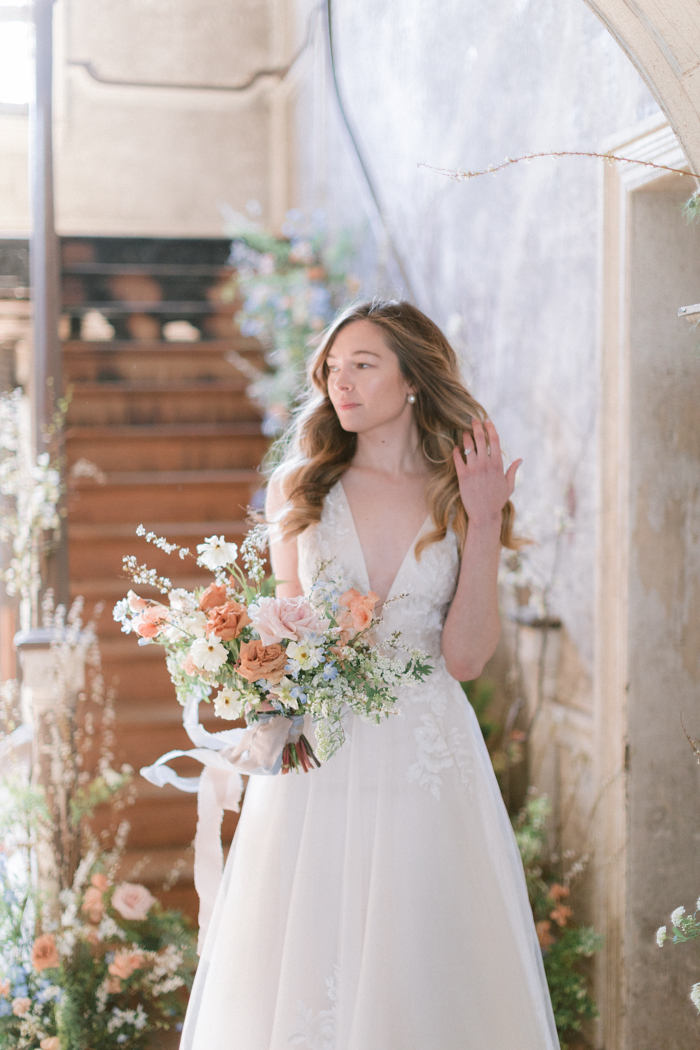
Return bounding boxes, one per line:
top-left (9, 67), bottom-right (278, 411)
top-left (333, 369), bottom-right (353, 390)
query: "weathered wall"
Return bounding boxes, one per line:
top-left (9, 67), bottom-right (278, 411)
top-left (626, 177), bottom-right (700, 1048)
top-left (294, 0), bottom-right (659, 687)
top-left (0, 0), bottom-right (296, 236)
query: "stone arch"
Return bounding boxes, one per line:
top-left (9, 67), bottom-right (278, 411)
top-left (584, 0), bottom-right (700, 169)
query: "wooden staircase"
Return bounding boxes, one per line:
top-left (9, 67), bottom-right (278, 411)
top-left (62, 239), bottom-right (267, 922)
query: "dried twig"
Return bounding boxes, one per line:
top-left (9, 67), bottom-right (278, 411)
top-left (420, 150), bottom-right (698, 183)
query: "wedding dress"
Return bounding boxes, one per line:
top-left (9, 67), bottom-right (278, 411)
top-left (180, 481), bottom-right (559, 1049)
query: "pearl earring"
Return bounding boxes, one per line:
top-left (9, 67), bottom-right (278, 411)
top-left (407, 393), bottom-right (416, 404)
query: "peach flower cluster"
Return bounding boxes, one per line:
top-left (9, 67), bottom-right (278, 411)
top-left (127, 591), bottom-right (170, 639)
top-left (108, 950), bottom-right (147, 987)
top-left (81, 872), bottom-right (110, 924)
top-left (336, 588), bottom-right (380, 643)
top-left (31, 934), bottom-right (59, 973)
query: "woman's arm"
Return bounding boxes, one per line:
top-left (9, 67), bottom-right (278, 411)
top-left (441, 420), bottom-right (521, 681)
top-left (265, 474), bottom-right (304, 599)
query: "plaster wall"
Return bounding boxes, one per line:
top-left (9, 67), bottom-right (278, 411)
top-left (626, 179), bottom-right (700, 1048)
top-left (294, 0), bottom-right (660, 690)
top-left (0, 0), bottom-right (295, 236)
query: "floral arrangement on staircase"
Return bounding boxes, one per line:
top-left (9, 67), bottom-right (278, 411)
top-left (222, 209), bottom-right (358, 435)
top-left (0, 600), bottom-right (198, 1049)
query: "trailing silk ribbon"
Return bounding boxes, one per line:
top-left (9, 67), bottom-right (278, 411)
top-left (140, 695), bottom-right (304, 950)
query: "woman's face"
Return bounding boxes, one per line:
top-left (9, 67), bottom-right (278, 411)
top-left (325, 320), bottom-right (414, 434)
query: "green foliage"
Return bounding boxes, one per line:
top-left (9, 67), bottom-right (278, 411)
top-left (683, 191), bottom-right (700, 224)
top-left (513, 794), bottom-right (602, 1049)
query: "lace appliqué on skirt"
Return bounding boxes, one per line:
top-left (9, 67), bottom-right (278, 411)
top-left (288, 967), bottom-right (339, 1050)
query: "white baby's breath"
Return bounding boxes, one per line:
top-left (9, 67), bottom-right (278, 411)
top-left (671, 906), bottom-right (686, 927)
top-left (691, 983), bottom-right (700, 1013)
top-left (656, 925), bottom-right (667, 946)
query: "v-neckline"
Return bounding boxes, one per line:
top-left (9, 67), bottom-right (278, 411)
top-left (336, 480), bottom-right (431, 605)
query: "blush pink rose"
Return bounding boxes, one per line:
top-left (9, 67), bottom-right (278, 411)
top-left (40, 1039), bottom-right (61, 1050)
top-left (111, 882), bottom-right (156, 921)
top-left (91, 873), bottom-right (109, 893)
top-left (12, 998), bottom-right (31, 1017)
top-left (250, 596), bottom-right (329, 646)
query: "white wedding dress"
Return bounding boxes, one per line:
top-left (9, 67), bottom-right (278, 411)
top-left (180, 482), bottom-right (558, 1049)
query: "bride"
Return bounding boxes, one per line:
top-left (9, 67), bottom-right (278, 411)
top-left (181, 300), bottom-right (558, 1049)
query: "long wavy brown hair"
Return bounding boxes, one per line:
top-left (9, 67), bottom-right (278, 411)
top-left (268, 299), bottom-right (522, 555)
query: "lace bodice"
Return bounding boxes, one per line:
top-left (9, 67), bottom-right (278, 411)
top-left (297, 481), bottom-right (459, 658)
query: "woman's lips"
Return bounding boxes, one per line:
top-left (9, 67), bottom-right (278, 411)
top-left (338, 402), bottom-right (360, 410)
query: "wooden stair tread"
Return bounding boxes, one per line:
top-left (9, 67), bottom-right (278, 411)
top-left (70, 519), bottom-right (248, 539)
top-left (63, 301), bottom-right (231, 315)
top-left (66, 421), bottom-right (263, 438)
top-left (62, 338), bottom-right (260, 353)
top-left (70, 467), bottom-right (260, 485)
top-left (63, 262), bottom-right (234, 277)
top-left (70, 379), bottom-right (248, 393)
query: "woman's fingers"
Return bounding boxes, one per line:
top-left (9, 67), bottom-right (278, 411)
top-left (505, 458), bottom-right (523, 496)
top-left (484, 419), bottom-right (501, 459)
top-left (472, 421), bottom-right (487, 458)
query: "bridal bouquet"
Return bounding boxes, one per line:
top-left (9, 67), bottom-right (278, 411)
top-left (114, 526), bottom-right (431, 772)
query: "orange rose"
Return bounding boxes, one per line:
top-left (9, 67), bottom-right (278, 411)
top-left (236, 640), bottom-right (288, 684)
top-left (548, 883), bottom-right (570, 902)
top-left (31, 933), bottom-right (59, 972)
top-left (108, 951), bottom-right (146, 980)
top-left (338, 588), bottom-right (380, 635)
top-left (91, 873), bottom-right (109, 893)
top-left (0, 979), bottom-right (9, 997)
top-left (81, 885), bottom-right (104, 924)
top-left (206, 600), bottom-right (251, 641)
top-left (199, 582), bottom-right (228, 612)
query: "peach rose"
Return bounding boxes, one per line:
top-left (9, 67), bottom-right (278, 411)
top-left (40, 1039), bottom-right (60, 1050)
top-left (91, 873), bottom-right (109, 893)
top-left (133, 604), bottom-right (169, 639)
top-left (81, 885), bottom-right (104, 924)
top-left (548, 883), bottom-right (570, 902)
top-left (0, 978), bottom-right (10, 997)
top-left (111, 882), bottom-right (156, 921)
top-left (249, 596), bottom-right (329, 646)
top-left (104, 975), bottom-right (122, 994)
top-left (31, 933), bottom-right (59, 972)
top-left (236, 640), bottom-right (288, 685)
top-left (12, 997), bottom-right (31, 1016)
top-left (198, 582), bottom-right (228, 612)
top-left (108, 951), bottom-right (146, 980)
top-left (206, 600), bottom-right (251, 641)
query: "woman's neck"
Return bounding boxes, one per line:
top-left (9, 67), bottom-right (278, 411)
top-left (351, 415), bottom-right (427, 477)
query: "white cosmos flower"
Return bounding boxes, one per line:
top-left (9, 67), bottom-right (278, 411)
top-left (656, 925), bottom-right (667, 947)
top-left (190, 636), bottom-right (228, 672)
top-left (214, 686), bottom-right (245, 720)
top-left (286, 640), bottom-right (323, 671)
top-left (196, 535), bottom-right (238, 571)
top-left (691, 983), bottom-right (700, 1013)
top-left (671, 906), bottom-right (686, 927)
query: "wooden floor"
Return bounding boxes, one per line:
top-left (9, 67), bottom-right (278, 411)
top-left (65, 334), bottom-right (266, 922)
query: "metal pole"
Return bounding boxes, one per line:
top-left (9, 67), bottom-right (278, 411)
top-left (30, 0), bottom-right (68, 607)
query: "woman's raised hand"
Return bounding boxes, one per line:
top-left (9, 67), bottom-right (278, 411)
top-left (451, 420), bottom-right (522, 529)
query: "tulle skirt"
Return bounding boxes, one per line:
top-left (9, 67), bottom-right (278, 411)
top-left (180, 670), bottom-right (558, 1050)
